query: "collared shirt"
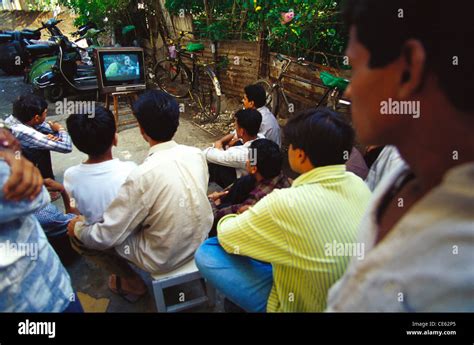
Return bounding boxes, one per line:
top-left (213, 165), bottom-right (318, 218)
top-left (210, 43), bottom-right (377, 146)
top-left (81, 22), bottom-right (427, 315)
top-left (211, 173), bottom-right (291, 223)
top-left (346, 147), bottom-right (369, 180)
top-left (257, 106), bottom-right (281, 147)
top-left (203, 134), bottom-right (265, 178)
top-left (0, 161), bottom-right (74, 312)
top-left (5, 115), bottom-right (72, 153)
top-left (217, 165), bottom-right (372, 312)
top-left (75, 140), bottom-right (214, 274)
top-left (365, 145), bottom-right (407, 191)
top-left (327, 163), bottom-right (474, 312)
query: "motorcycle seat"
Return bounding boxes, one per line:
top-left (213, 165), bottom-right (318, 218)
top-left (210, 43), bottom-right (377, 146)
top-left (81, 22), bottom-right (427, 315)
top-left (25, 44), bottom-right (57, 57)
top-left (21, 30), bottom-right (41, 40)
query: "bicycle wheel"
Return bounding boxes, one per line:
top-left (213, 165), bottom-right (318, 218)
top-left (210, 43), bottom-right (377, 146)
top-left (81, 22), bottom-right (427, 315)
top-left (255, 79), bottom-right (279, 116)
top-left (154, 58), bottom-right (191, 98)
top-left (191, 67), bottom-right (221, 123)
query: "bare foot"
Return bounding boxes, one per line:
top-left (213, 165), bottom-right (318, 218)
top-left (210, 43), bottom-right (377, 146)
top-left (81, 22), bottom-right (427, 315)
top-left (109, 274), bottom-right (147, 295)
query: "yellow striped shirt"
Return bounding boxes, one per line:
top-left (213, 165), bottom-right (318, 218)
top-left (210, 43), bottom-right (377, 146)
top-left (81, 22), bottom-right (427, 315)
top-left (217, 164), bottom-right (372, 312)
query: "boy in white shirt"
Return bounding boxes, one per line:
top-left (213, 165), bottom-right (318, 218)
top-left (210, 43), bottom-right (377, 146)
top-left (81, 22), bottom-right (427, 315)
top-left (204, 109), bottom-right (263, 188)
top-left (215, 84), bottom-right (281, 149)
top-left (64, 106), bottom-right (136, 224)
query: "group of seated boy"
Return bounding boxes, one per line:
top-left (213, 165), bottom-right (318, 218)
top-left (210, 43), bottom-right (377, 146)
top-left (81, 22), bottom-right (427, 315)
top-left (0, 82), bottom-right (406, 312)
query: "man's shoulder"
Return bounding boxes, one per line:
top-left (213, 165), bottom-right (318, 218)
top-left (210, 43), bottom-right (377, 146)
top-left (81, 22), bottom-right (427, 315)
top-left (137, 145), bottom-right (205, 173)
top-left (5, 115), bottom-right (27, 133)
top-left (115, 159), bottom-right (138, 170)
top-left (64, 164), bottom-right (80, 178)
top-left (176, 143), bottom-right (205, 154)
top-left (258, 106), bottom-right (273, 116)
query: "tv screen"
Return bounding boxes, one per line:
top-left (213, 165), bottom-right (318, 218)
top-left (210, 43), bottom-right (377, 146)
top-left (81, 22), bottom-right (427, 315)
top-left (95, 47), bottom-right (146, 93)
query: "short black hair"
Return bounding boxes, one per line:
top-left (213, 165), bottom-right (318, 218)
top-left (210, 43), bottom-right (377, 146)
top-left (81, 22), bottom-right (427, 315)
top-left (234, 109), bottom-right (262, 137)
top-left (12, 94), bottom-right (48, 123)
top-left (244, 84), bottom-right (266, 108)
top-left (249, 139), bottom-right (283, 179)
top-left (132, 90), bottom-right (179, 142)
top-left (66, 106), bottom-right (116, 157)
top-left (283, 108), bottom-right (354, 167)
top-left (343, 0), bottom-right (474, 112)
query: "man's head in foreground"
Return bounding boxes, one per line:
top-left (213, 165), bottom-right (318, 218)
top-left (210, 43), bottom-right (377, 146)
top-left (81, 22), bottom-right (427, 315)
top-left (343, 0), bottom-right (473, 149)
top-left (132, 90), bottom-right (180, 145)
top-left (283, 107), bottom-right (354, 174)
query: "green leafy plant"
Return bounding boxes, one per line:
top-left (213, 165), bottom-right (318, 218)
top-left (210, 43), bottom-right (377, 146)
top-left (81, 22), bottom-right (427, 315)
top-left (165, 0), bottom-right (348, 68)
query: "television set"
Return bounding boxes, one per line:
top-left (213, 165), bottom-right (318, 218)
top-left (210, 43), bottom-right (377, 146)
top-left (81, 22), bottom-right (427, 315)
top-left (94, 47), bottom-right (146, 94)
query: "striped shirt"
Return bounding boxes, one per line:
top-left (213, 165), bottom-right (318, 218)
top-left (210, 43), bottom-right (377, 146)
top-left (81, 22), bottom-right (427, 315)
top-left (0, 161), bottom-right (74, 312)
top-left (217, 165), bottom-right (372, 312)
top-left (5, 115), bottom-right (72, 153)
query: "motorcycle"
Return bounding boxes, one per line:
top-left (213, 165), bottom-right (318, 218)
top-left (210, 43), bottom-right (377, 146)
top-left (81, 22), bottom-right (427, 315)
top-left (25, 19), bottom-right (97, 84)
top-left (0, 27), bottom-right (41, 75)
top-left (33, 36), bottom-right (99, 102)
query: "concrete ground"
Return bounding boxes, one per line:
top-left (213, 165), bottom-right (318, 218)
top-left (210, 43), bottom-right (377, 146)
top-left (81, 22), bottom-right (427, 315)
top-left (1, 70), bottom-right (225, 312)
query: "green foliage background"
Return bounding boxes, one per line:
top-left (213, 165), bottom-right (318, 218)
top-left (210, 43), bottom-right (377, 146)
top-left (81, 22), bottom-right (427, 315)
top-left (55, 0), bottom-right (348, 68)
top-left (165, 0), bottom-right (348, 68)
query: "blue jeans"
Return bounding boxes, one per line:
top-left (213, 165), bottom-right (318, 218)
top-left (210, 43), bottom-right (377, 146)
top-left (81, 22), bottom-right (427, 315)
top-left (195, 237), bottom-right (273, 312)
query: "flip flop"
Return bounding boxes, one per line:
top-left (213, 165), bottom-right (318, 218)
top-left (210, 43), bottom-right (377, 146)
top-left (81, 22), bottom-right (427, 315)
top-left (108, 274), bottom-right (144, 303)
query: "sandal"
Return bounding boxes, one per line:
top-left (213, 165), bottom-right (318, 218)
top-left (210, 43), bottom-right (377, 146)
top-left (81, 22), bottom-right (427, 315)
top-left (108, 274), bottom-right (145, 303)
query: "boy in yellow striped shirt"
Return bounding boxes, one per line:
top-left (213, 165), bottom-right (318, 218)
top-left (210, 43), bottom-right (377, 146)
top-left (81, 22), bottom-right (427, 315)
top-left (196, 108), bottom-right (372, 312)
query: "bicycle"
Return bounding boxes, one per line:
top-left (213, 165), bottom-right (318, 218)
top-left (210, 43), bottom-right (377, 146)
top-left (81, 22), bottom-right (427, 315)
top-left (153, 31), bottom-right (222, 123)
top-left (255, 53), bottom-right (351, 117)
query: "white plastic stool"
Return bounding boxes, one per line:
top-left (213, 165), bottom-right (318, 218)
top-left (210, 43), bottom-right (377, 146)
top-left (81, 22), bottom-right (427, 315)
top-left (151, 258), bottom-right (216, 312)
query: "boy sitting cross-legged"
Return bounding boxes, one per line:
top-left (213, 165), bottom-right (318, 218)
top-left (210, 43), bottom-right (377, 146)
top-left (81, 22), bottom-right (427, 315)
top-left (208, 138), bottom-right (291, 237)
top-left (196, 108), bottom-right (372, 312)
top-left (67, 91), bottom-right (213, 302)
top-left (64, 106), bottom-right (137, 225)
top-left (204, 109), bottom-right (263, 188)
top-left (5, 94), bottom-right (72, 180)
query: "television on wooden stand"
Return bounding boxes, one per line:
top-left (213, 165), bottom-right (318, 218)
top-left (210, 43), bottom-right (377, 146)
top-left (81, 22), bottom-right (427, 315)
top-left (94, 47), bottom-right (147, 94)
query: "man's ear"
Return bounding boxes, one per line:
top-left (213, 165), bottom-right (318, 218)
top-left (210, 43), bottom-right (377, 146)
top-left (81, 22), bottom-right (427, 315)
top-left (113, 133), bottom-right (118, 147)
top-left (249, 165), bottom-right (258, 175)
top-left (397, 39), bottom-right (426, 100)
top-left (296, 147), bottom-right (307, 165)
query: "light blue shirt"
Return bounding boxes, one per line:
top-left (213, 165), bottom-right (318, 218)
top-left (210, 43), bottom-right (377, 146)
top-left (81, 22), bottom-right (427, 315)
top-left (0, 160), bottom-right (74, 312)
top-left (257, 106), bottom-right (281, 148)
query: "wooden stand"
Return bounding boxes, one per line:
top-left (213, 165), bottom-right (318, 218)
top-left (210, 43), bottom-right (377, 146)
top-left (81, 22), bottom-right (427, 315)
top-left (105, 91), bottom-right (139, 130)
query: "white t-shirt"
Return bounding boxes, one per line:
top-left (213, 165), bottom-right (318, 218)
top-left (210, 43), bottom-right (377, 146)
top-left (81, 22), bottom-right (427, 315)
top-left (64, 159), bottom-right (137, 224)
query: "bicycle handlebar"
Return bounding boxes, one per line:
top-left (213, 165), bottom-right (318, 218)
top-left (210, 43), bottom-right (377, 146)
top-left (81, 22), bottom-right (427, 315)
top-left (276, 53), bottom-right (314, 69)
